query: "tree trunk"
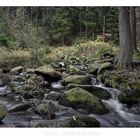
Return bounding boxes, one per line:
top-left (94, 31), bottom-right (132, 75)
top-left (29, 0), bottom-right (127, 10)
top-left (118, 7), bottom-right (133, 69)
top-left (79, 7), bottom-right (82, 36)
top-left (85, 7), bottom-right (88, 38)
top-left (130, 7), bottom-right (137, 52)
top-left (36, 7), bottom-right (39, 38)
top-left (61, 31), bottom-right (64, 47)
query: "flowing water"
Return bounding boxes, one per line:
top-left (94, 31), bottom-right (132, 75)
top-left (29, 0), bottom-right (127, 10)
top-left (91, 79), bottom-right (140, 127)
top-left (1, 73), bottom-right (140, 127)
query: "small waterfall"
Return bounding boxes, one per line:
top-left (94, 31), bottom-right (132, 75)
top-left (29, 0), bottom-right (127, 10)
top-left (91, 78), bottom-right (140, 127)
top-left (51, 81), bottom-right (63, 89)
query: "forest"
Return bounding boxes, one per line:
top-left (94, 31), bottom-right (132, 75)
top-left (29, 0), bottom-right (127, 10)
top-left (0, 7), bottom-right (140, 127)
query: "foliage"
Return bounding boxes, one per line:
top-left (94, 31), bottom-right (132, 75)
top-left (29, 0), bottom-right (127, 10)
top-left (0, 7), bottom-right (119, 47)
top-left (43, 40), bottom-right (118, 65)
top-left (0, 47), bottom-right (52, 70)
top-left (133, 51), bottom-right (140, 61)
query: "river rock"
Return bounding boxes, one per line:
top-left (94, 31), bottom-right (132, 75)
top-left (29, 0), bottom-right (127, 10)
top-left (118, 90), bottom-right (140, 106)
top-left (46, 91), bottom-right (62, 101)
top-left (68, 115), bottom-right (100, 127)
top-left (59, 87), bottom-right (108, 114)
top-left (35, 65), bottom-right (62, 82)
top-left (34, 102), bottom-right (58, 119)
top-left (10, 66), bottom-right (23, 74)
top-left (18, 75), bottom-right (48, 99)
top-left (0, 104), bottom-right (8, 121)
top-left (62, 75), bottom-right (92, 85)
top-left (128, 104), bottom-right (140, 114)
top-left (0, 79), bottom-right (4, 87)
top-left (33, 115), bottom-right (100, 127)
top-left (118, 82), bottom-right (140, 106)
top-left (9, 103), bottom-right (31, 112)
top-left (65, 84), bottom-right (111, 99)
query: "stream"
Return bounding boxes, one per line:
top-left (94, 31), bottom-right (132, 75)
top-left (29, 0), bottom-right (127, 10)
top-left (1, 72), bottom-right (140, 127)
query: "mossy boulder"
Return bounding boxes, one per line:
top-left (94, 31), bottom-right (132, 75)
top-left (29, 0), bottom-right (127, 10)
top-left (0, 104), bottom-right (8, 121)
top-left (66, 84), bottom-right (111, 99)
top-left (97, 62), bottom-right (113, 74)
top-left (35, 65), bottom-right (62, 82)
top-left (118, 91), bottom-right (140, 106)
top-left (34, 102), bottom-right (58, 119)
top-left (98, 70), bottom-right (140, 90)
top-left (59, 87), bottom-right (108, 114)
top-left (11, 75), bottom-right (48, 99)
top-left (118, 83), bottom-right (140, 106)
top-left (62, 75), bottom-right (92, 85)
top-left (129, 82), bottom-right (140, 91)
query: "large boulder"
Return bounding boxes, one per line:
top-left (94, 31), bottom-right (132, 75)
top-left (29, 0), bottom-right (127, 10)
top-left (98, 70), bottom-right (140, 90)
top-left (34, 102), bottom-right (58, 119)
top-left (118, 89), bottom-right (140, 106)
top-left (59, 87), bottom-right (108, 114)
top-left (35, 65), bottom-right (62, 82)
top-left (62, 75), bottom-right (92, 86)
top-left (11, 75), bottom-right (48, 99)
top-left (0, 104), bottom-right (8, 121)
top-left (66, 84), bottom-right (111, 99)
top-left (117, 82), bottom-right (140, 113)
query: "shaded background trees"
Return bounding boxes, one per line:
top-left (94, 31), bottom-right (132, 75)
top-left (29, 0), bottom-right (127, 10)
top-left (0, 7), bottom-right (119, 47)
top-left (0, 6), bottom-right (140, 70)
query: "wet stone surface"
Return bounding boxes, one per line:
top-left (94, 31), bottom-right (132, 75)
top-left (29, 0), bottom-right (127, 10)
top-left (0, 69), bottom-right (140, 127)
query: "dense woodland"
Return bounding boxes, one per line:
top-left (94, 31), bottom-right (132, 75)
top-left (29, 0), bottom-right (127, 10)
top-left (1, 7), bottom-right (140, 127)
top-left (0, 7), bottom-right (119, 46)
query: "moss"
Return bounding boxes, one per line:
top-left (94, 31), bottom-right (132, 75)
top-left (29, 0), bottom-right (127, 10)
top-left (133, 52), bottom-right (140, 61)
top-left (99, 74), bottom-right (123, 88)
top-left (129, 82), bottom-right (140, 91)
top-left (35, 102), bottom-right (57, 119)
top-left (65, 87), bottom-right (92, 102)
top-left (98, 70), bottom-right (140, 91)
top-left (62, 75), bottom-right (92, 85)
top-left (60, 87), bottom-right (108, 114)
top-left (118, 92), bottom-right (140, 106)
top-left (65, 83), bottom-right (111, 99)
top-left (0, 104), bottom-right (8, 121)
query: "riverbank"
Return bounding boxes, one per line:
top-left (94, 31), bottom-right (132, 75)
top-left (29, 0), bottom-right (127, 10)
top-left (0, 40), bottom-right (140, 127)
